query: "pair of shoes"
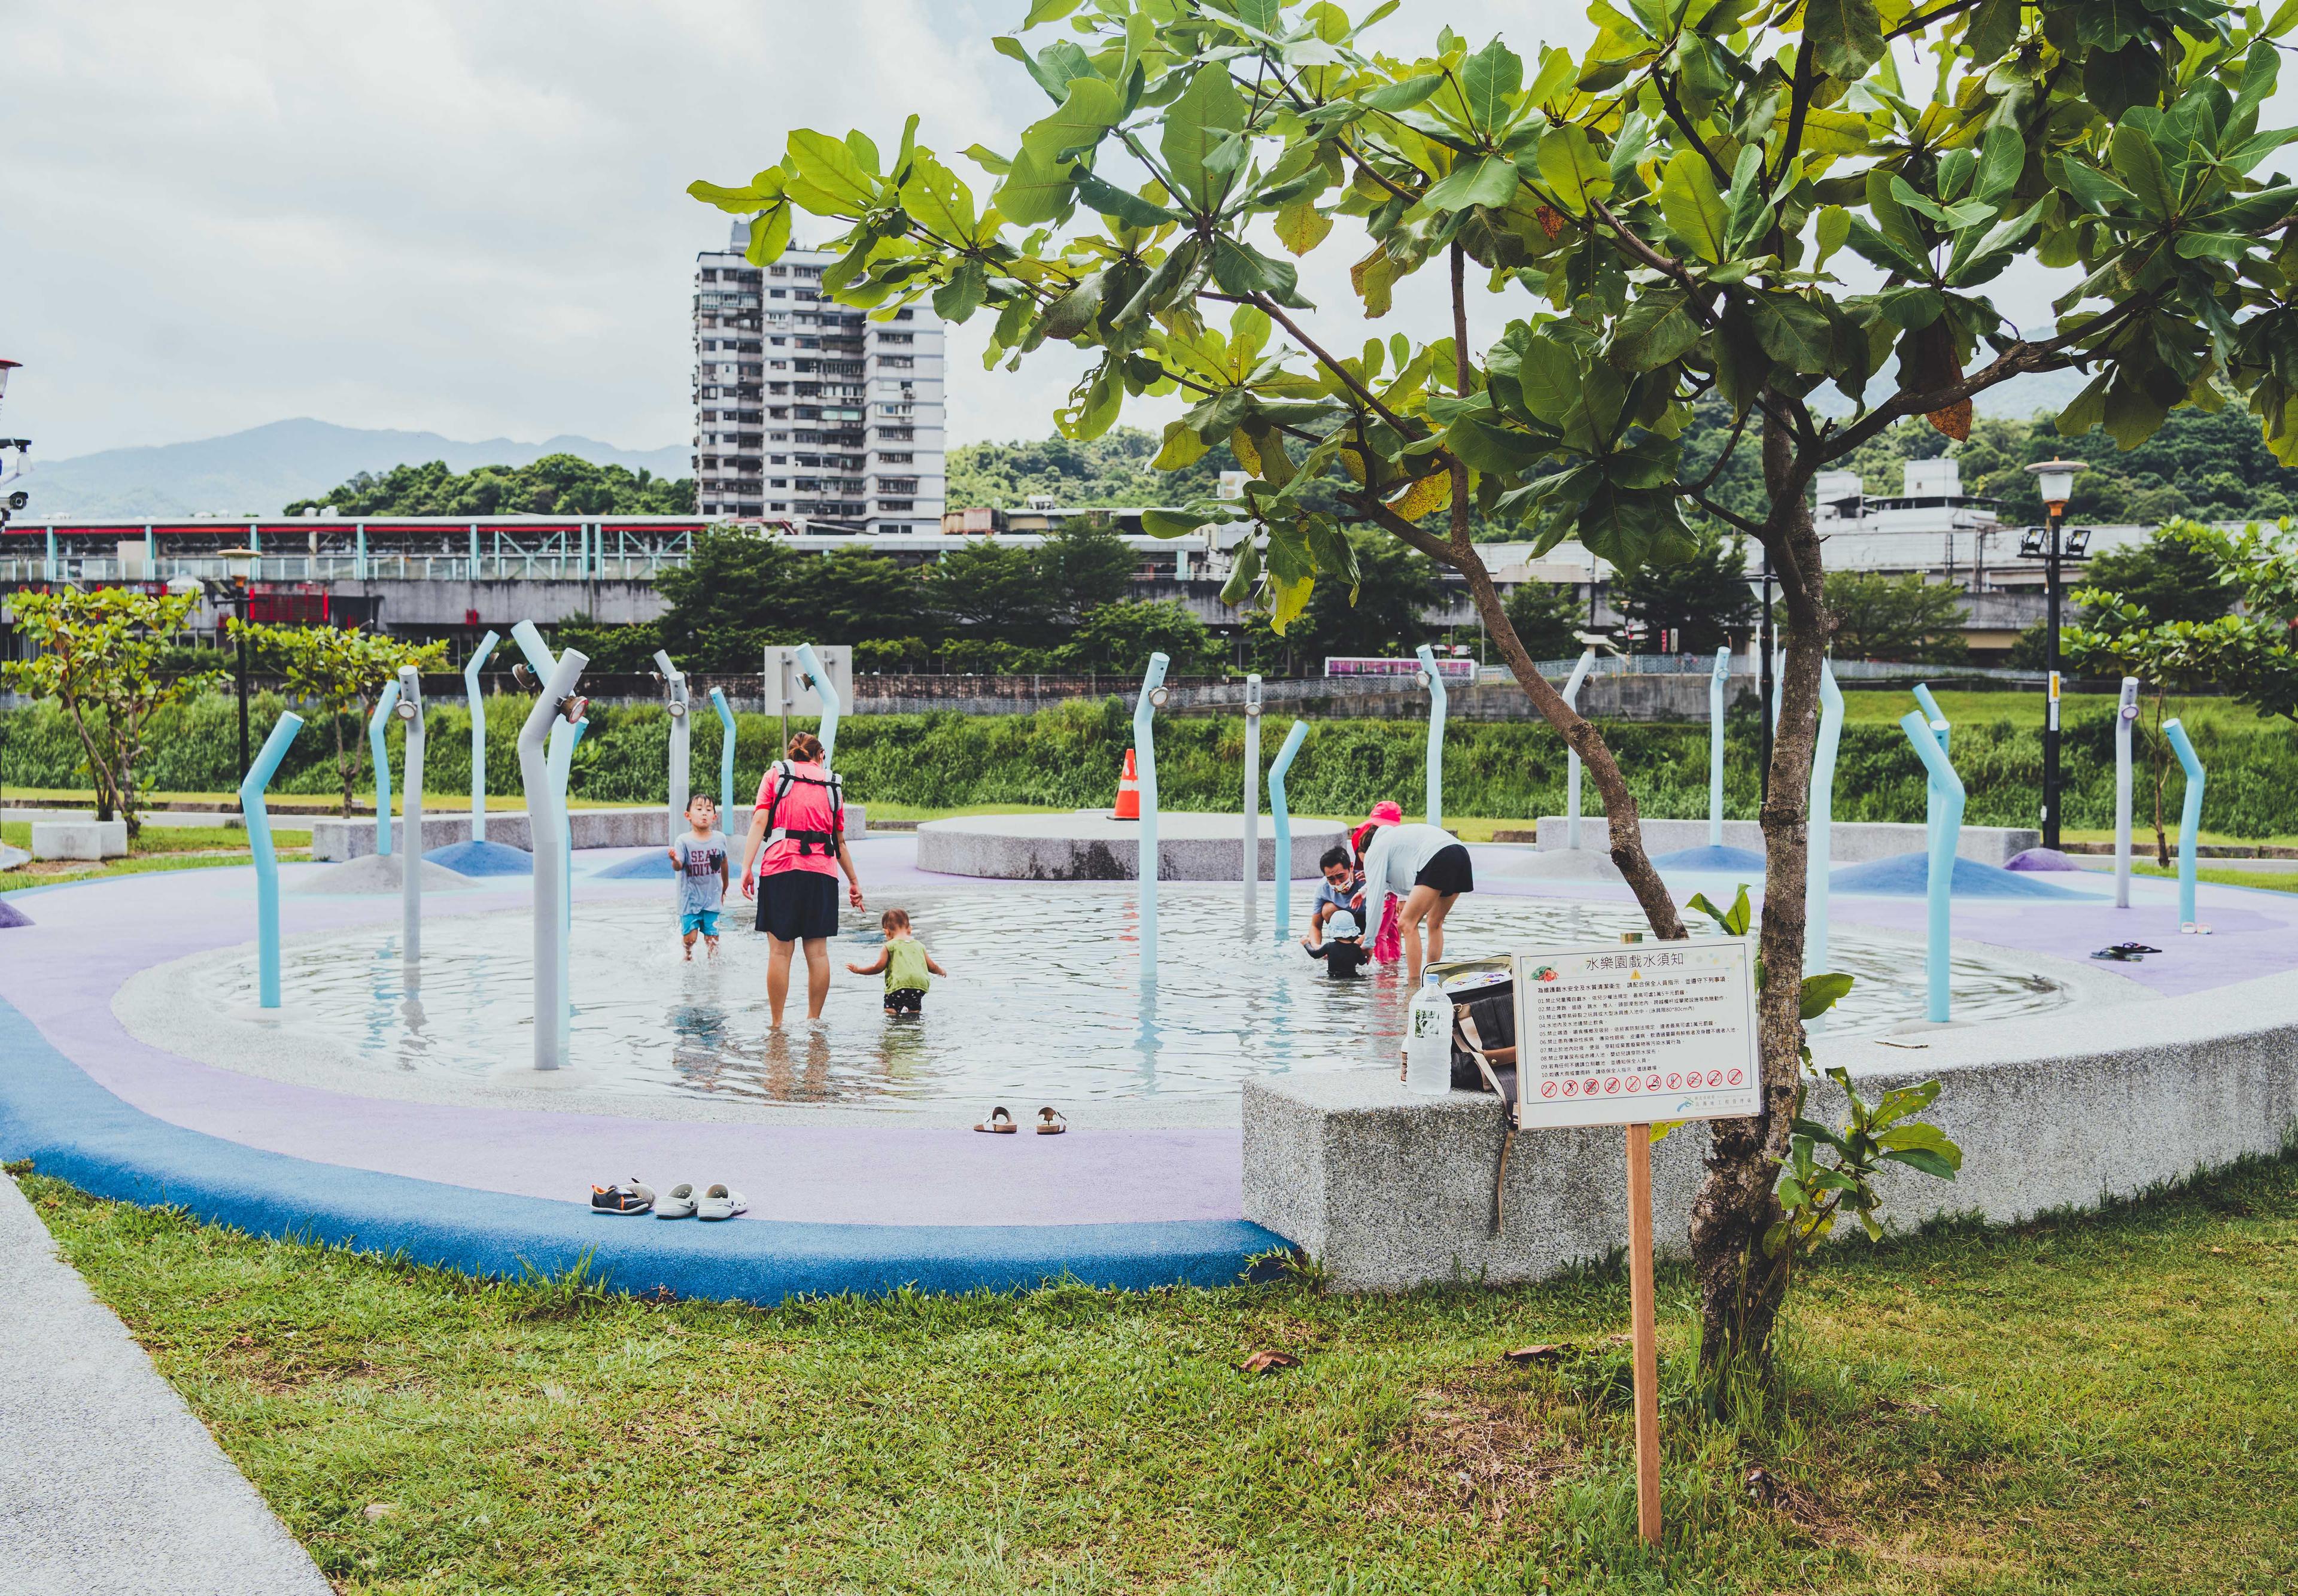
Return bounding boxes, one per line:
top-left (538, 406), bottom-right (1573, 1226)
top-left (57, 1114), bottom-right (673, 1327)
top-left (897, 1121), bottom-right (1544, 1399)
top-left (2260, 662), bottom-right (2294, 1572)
top-left (592, 1177), bottom-right (747, 1220)
top-left (974, 1105), bottom-right (1065, 1135)
top-left (658, 1182), bottom-right (748, 1221)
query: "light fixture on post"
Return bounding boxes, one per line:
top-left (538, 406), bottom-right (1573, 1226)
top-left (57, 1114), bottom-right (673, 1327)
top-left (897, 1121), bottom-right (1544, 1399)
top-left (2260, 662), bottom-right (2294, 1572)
top-left (2021, 460), bottom-right (2088, 849)
top-left (217, 547), bottom-right (262, 787)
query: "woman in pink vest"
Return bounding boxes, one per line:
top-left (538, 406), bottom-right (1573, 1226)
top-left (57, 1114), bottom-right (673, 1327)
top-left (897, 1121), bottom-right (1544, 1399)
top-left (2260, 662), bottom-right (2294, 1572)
top-left (739, 732), bottom-right (865, 1026)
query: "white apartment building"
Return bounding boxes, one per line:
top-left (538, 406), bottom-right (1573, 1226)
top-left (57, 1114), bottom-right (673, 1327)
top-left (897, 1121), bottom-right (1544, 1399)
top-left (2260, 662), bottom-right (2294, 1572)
top-left (691, 221), bottom-right (947, 531)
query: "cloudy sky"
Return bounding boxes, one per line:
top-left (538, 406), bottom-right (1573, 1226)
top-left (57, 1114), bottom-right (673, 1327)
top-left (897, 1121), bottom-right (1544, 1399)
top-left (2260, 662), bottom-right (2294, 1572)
top-left (0, 1), bottom-right (2151, 462)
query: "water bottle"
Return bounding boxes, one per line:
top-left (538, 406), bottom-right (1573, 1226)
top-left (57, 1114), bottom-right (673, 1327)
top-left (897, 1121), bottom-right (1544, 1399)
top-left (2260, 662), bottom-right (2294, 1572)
top-left (1406, 972), bottom-right (1452, 1095)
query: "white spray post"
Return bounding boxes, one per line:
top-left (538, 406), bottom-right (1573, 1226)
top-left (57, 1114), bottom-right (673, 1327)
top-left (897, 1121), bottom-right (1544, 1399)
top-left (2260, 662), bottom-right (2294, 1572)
top-left (1415, 644), bottom-right (1446, 828)
top-left (1242, 674), bottom-right (1262, 933)
top-left (1563, 646), bottom-right (1596, 849)
top-left (396, 666), bottom-right (425, 986)
top-left (511, 620), bottom-right (588, 1071)
top-left (367, 678), bottom-right (401, 856)
top-left (1806, 661), bottom-right (1843, 1026)
top-left (2114, 676), bottom-right (2140, 908)
top-left (794, 643), bottom-right (840, 766)
top-left (1707, 646), bottom-right (1731, 848)
top-left (1133, 652), bottom-right (1171, 968)
top-left (464, 630), bottom-right (498, 843)
top-left (654, 650), bottom-right (691, 845)
top-left (1268, 718), bottom-right (1309, 939)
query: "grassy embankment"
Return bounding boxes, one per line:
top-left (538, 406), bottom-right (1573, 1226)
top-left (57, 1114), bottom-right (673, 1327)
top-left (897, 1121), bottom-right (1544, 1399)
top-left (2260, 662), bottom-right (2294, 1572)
top-left (11, 1147), bottom-right (2296, 1594)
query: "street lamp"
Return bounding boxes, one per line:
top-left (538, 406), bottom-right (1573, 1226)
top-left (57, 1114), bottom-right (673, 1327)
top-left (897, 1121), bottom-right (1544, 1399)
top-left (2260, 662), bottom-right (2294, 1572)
top-left (169, 545), bottom-right (263, 788)
top-left (2022, 460), bottom-right (2089, 849)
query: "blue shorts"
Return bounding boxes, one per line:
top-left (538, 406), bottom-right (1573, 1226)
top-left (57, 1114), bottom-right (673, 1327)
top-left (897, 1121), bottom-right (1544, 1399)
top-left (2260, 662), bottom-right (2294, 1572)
top-left (680, 910), bottom-right (721, 937)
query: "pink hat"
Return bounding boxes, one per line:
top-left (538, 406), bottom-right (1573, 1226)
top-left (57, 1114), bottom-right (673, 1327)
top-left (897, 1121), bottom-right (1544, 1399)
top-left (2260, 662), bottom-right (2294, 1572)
top-left (1369, 801), bottom-right (1404, 825)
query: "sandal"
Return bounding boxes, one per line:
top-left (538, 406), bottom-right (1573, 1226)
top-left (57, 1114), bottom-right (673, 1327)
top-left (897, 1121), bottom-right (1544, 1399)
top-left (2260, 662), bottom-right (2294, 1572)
top-left (974, 1106), bottom-right (1017, 1134)
top-left (696, 1184), bottom-right (748, 1221)
top-left (2091, 947), bottom-right (2142, 961)
top-left (590, 1178), bottom-right (653, 1216)
top-left (1035, 1106), bottom-right (1066, 1135)
top-left (656, 1182), bottom-right (698, 1220)
top-left (2113, 941), bottom-right (2163, 954)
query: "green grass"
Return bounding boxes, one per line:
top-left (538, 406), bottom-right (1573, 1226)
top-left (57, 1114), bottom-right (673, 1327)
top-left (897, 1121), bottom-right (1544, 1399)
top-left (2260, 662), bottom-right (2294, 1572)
top-left (2128, 861), bottom-right (2298, 894)
top-left (1835, 688), bottom-right (2279, 734)
top-left (1, 820), bottom-right (311, 894)
top-left (14, 1150), bottom-right (2298, 1594)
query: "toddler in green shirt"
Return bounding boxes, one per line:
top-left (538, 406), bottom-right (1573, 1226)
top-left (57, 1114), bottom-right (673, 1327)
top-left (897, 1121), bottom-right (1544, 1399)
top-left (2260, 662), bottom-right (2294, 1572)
top-left (846, 907), bottom-right (948, 1015)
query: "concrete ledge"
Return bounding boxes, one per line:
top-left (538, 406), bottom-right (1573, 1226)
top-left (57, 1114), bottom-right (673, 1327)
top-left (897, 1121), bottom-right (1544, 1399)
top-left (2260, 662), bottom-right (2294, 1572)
top-left (313, 805), bottom-right (869, 862)
top-left (917, 809), bottom-right (1346, 881)
top-left (1244, 971), bottom-right (2298, 1291)
top-left (1534, 816), bottom-right (2038, 867)
top-left (31, 820), bottom-right (127, 861)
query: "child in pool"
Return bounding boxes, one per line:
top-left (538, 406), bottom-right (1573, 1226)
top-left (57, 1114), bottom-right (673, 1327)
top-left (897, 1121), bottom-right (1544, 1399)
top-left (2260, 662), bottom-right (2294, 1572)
top-left (1303, 909), bottom-right (1370, 977)
top-left (669, 794), bottom-right (730, 960)
top-left (1307, 846), bottom-right (1365, 947)
top-left (846, 907), bottom-right (948, 1014)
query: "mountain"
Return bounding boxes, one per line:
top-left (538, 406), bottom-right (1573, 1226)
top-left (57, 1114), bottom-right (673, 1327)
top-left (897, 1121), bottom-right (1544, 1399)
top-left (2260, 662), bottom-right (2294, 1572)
top-left (20, 418), bottom-right (690, 519)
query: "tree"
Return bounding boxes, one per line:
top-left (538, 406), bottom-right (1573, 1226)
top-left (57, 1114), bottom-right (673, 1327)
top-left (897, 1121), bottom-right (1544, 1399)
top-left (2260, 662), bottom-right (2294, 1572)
top-left (1613, 532), bottom-right (1758, 654)
top-left (2079, 524), bottom-right (2241, 627)
top-left (1822, 572), bottom-right (1970, 663)
top-left (1, 588), bottom-right (220, 836)
top-left (1243, 529), bottom-right (1442, 673)
top-left (1059, 598), bottom-right (1222, 673)
top-left (947, 426), bottom-right (1240, 506)
top-left (795, 545), bottom-right (929, 643)
top-left (1036, 516), bottom-right (1141, 618)
top-left (928, 540), bottom-right (1059, 649)
top-left (698, 1), bottom-right (2298, 1379)
top-left (551, 618), bottom-right (666, 674)
top-left (2069, 518), bottom-right (2298, 726)
top-left (235, 624), bottom-right (448, 816)
top-left (284, 453), bottom-right (694, 516)
top-left (1503, 580), bottom-right (1585, 662)
top-left (655, 528), bottom-right (806, 669)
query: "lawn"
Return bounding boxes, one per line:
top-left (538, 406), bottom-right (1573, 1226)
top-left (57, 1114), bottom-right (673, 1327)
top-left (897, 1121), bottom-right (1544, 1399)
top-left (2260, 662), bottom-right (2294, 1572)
top-left (1, 820), bottom-right (311, 893)
top-left (1834, 688), bottom-right (2283, 735)
top-left (14, 1149), bottom-right (2296, 1594)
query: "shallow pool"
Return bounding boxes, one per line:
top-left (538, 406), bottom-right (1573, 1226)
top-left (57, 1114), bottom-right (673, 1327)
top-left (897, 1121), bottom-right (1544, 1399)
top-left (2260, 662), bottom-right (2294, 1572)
top-left (214, 886), bottom-right (2069, 1105)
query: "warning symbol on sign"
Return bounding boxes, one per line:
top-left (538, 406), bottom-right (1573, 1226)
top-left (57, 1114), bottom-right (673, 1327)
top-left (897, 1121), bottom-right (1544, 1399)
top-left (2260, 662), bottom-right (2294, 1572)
top-left (1542, 1081), bottom-right (1557, 1098)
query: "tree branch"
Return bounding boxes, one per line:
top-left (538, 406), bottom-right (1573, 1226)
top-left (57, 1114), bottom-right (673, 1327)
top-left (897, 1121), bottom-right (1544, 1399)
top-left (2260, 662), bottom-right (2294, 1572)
top-left (1887, 0), bottom-right (1987, 41)
top-left (1686, 487), bottom-right (1767, 537)
top-left (1652, 71), bottom-right (1733, 188)
top-left (1448, 241), bottom-right (1474, 558)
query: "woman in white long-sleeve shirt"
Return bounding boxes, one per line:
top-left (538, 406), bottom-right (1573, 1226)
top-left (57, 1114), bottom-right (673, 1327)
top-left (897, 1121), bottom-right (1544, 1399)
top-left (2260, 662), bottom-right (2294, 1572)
top-left (1358, 820), bottom-right (1473, 981)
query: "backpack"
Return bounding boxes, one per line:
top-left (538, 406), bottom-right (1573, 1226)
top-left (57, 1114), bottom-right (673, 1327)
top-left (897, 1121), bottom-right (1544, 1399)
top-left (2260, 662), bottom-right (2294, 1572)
top-left (1400, 961), bottom-right (1524, 1235)
top-left (761, 759), bottom-right (844, 858)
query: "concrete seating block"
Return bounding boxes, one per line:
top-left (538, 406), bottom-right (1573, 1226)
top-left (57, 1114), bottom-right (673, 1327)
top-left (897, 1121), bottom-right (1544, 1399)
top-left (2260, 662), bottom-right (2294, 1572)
top-left (1533, 816), bottom-right (2039, 867)
top-left (31, 820), bottom-right (129, 861)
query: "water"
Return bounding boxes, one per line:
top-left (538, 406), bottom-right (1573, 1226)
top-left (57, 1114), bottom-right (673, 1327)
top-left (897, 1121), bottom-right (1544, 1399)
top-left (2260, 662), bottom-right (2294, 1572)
top-left (215, 886), bottom-right (2069, 1105)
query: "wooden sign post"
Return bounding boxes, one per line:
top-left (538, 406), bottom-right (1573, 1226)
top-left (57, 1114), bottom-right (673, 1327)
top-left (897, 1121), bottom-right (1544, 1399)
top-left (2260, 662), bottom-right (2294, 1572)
top-left (1510, 939), bottom-right (1762, 1549)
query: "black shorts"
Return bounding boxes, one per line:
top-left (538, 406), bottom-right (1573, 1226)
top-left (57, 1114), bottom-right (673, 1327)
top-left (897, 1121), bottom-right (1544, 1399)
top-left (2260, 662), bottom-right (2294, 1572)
top-left (757, 870), bottom-right (840, 942)
top-left (884, 987), bottom-right (925, 1014)
top-left (1413, 843), bottom-right (1475, 897)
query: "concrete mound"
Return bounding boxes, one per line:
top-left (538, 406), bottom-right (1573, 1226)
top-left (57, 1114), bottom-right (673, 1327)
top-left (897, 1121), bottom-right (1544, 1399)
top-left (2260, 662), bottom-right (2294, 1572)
top-left (2004, 847), bottom-right (2087, 873)
top-left (1487, 849), bottom-right (1627, 883)
top-left (427, 838), bottom-right (534, 876)
top-left (0, 897), bottom-right (32, 928)
top-left (291, 853), bottom-right (474, 895)
top-left (1829, 851), bottom-right (2089, 899)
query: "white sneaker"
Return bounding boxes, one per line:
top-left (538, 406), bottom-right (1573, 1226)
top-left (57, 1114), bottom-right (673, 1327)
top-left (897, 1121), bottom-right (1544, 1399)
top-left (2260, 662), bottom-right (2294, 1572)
top-left (655, 1182), bottom-right (698, 1220)
top-left (696, 1183), bottom-right (747, 1221)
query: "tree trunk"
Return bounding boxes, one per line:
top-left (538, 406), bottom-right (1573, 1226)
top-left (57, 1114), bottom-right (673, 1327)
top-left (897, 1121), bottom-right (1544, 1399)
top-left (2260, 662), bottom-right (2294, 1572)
top-left (1687, 402), bottom-right (1829, 1378)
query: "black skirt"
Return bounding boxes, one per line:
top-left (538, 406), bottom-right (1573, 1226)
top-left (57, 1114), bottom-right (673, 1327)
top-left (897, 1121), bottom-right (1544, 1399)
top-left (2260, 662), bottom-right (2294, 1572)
top-left (757, 870), bottom-right (840, 942)
top-left (1413, 843), bottom-right (1475, 897)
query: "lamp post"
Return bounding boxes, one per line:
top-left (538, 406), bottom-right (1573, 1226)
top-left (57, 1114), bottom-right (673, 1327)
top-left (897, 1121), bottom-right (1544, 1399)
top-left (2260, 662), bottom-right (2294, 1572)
top-left (166, 543), bottom-right (262, 788)
top-left (2021, 461), bottom-right (2089, 849)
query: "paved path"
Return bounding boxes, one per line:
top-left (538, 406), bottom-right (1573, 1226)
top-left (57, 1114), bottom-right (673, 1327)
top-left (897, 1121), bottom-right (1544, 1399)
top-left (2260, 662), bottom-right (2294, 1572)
top-left (0, 1177), bottom-right (331, 1596)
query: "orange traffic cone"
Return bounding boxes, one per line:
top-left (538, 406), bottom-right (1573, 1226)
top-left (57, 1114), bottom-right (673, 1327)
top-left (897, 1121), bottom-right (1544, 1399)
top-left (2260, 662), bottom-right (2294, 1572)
top-left (1112, 748), bottom-right (1141, 820)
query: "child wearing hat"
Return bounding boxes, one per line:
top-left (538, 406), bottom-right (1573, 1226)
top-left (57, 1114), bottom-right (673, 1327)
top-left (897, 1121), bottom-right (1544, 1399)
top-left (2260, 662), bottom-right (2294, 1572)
top-left (1303, 909), bottom-right (1370, 977)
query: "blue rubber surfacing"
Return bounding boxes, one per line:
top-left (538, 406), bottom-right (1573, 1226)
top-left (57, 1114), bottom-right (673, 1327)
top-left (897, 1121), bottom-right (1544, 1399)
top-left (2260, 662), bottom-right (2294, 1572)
top-left (0, 996), bottom-right (1281, 1304)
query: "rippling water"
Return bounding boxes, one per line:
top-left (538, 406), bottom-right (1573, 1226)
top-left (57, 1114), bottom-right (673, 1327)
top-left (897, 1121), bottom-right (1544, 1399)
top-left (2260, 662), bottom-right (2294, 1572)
top-left (212, 886), bottom-right (2067, 1104)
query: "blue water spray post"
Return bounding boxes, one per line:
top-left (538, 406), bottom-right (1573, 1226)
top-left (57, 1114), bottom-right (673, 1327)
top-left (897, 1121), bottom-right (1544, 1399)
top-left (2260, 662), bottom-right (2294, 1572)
top-left (1133, 652), bottom-right (1171, 966)
top-left (1707, 646), bottom-right (1731, 848)
top-left (1563, 646), bottom-right (1597, 849)
top-left (395, 667), bottom-right (425, 984)
top-left (1805, 662), bottom-right (1844, 982)
top-left (463, 630), bottom-right (499, 843)
top-left (241, 712), bottom-right (305, 1010)
top-left (1899, 709), bottom-right (1966, 1023)
top-left (794, 643), bottom-right (840, 765)
top-left (366, 678), bottom-right (401, 856)
top-left (512, 620), bottom-right (588, 1070)
top-left (1241, 674), bottom-right (1262, 932)
top-left (1911, 683), bottom-right (1951, 862)
top-left (1415, 644), bottom-right (1447, 828)
top-left (2164, 718), bottom-right (2206, 930)
top-left (2114, 676), bottom-right (2140, 908)
top-left (1268, 718), bottom-right (1309, 938)
top-left (653, 649), bottom-right (691, 843)
top-left (710, 687), bottom-right (737, 831)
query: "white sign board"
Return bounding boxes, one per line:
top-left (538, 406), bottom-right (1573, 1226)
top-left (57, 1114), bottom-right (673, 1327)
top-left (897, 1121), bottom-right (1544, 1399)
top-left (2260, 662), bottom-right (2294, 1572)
top-left (1510, 940), bottom-right (1761, 1129)
top-left (763, 646), bottom-right (853, 716)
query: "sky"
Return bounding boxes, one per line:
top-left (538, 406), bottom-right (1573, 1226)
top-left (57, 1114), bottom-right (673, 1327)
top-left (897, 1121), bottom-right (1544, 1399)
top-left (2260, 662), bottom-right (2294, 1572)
top-left (0, 1), bottom-right (2215, 463)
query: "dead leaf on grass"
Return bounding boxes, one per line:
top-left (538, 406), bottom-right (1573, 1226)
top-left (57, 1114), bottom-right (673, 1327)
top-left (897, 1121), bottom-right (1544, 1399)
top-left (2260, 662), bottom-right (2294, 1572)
top-left (363, 1503), bottom-right (397, 1521)
top-left (1237, 1350), bottom-right (1300, 1375)
top-left (1501, 1344), bottom-right (1569, 1366)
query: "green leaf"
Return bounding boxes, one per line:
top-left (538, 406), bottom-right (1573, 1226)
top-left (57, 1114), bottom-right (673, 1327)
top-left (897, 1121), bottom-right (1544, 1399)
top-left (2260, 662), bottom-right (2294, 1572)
top-left (1444, 416), bottom-right (1548, 474)
top-left (1151, 420), bottom-right (1210, 472)
top-left (2108, 124), bottom-right (2174, 218)
top-left (993, 144), bottom-right (1076, 226)
top-left (1536, 126), bottom-right (1613, 216)
top-left (1724, 143), bottom-right (1770, 251)
top-left (1972, 122), bottom-right (2025, 206)
top-left (1162, 65), bottom-right (1248, 209)
top-left (932, 260), bottom-right (988, 321)
top-left (1362, 73), bottom-right (1444, 112)
top-left (1073, 170), bottom-right (1183, 229)
top-left (1965, 0), bottom-right (2020, 60)
top-left (1023, 0), bottom-right (1084, 25)
top-left (1805, 0), bottom-right (1883, 81)
top-left (2062, 159), bottom-right (2138, 217)
top-left (900, 152), bottom-right (982, 246)
top-left (784, 128), bottom-right (881, 213)
top-left (1424, 153), bottom-right (1521, 212)
top-left (1210, 236), bottom-right (1309, 305)
top-left (1750, 292), bottom-right (1832, 373)
top-left (1845, 217), bottom-right (1929, 279)
top-left (1456, 38), bottom-right (1524, 136)
top-left (1021, 75), bottom-right (1124, 165)
top-left (1660, 149), bottom-right (1730, 263)
top-left (2075, 0), bottom-right (2150, 51)
top-left (1607, 290), bottom-right (1703, 372)
top-left (744, 202), bottom-right (792, 266)
top-left (1799, 971), bottom-right (1854, 1020)
top-left (1274, 199), bottom-right (1334, 256)
top-left (1880, 1146), bottom-right (1959, 1180)
top-left (1813, 203), bottom-right (1852, 269)
top-left (688, 168), bottom-right (788, 214)
top-left (1686, 884), bottom-right (1752, 937)
top-left (1143, 507), bottom-right (1216, 537)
